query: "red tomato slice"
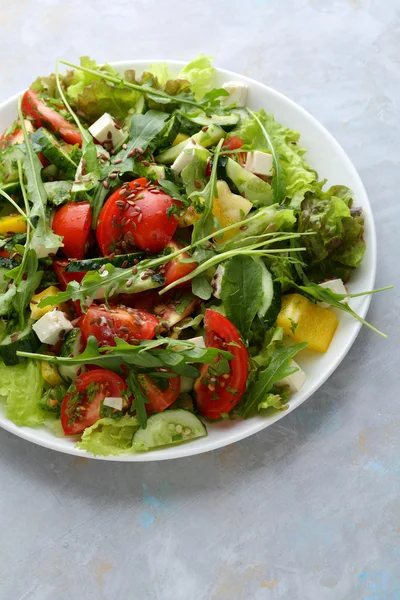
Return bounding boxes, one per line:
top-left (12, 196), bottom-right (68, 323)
top-left (139, 373), bottom-right (181, 413)
top-left (61, 369), bottom-right (129, 435)
top-left (21, 90), bottom-right (82, 147)
top-left (162, 240), bottom-right (197, 288)
top-left (195, 309), bottom-right (249, 419)
top-left (96, 178), bottom-right (179, 255)
top-left (81, 304), bottom-right (159, 347)
top-left (52, 202), bottom-right (92, 259)
top-left (0, 249), bottom-right (10, 258)
top-left (222, 136), bottom-right (244, 151)
top-left (53, 259), bottom-right (86, 290)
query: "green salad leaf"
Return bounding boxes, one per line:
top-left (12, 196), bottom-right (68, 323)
top-left (177, 54), bottom-right (215, 99)
top-left (220, 255), bottom-right (264, 339)
top-left (77, 415), bottom-right (140, 455)
top-left (74, 79), bottom-right (141, 122)
top-left (0, 359), bottom-right (46, 426)
top-left (241, 342), bottom-right (307, 418)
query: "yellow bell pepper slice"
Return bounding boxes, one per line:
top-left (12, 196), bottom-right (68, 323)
top-left (277, 293), bottom-right (338, 353)
top-left (41, 361), bottom-right (63, 386)
top-left (0, 214), bottom-right (27, 234)
top-left (212, 181), bottom-right (253, 243)
top-left (30, 286), bottom-right (64, 320)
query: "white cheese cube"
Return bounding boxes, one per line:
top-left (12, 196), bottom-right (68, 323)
top-left (221, 81), bottom-right (248, 106)
top-left (32, 309), bottom-right (73, 345)
top-left (171, 139), bottom-right (205, 174)
top-left (187, 336), bottom-right (205, 349)
top-left (244, 151), bottom-right (273, 176)
top-left (211, 264), bottom-right (225, 299)
top-left (88, 113), bottom-right (126, 150)
top-left (317, 279), bottom-right (348, 308)
top-left (275, 360), bottom-right (307, 393)
top-left (30, 237), bottom-right (62, 259)
top-left (103, 396), bottom-right (123, 411)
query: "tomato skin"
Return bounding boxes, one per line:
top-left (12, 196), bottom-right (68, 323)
top-left (195, 309), bottom-right (249, 419)
top-left (21, 90), bottom-right (82, 147)
top-left (162, 240), bottom-right (197, 288)
top-left (139, 374), bottom-right (181, 413)
top-left (96, 178), bottom-right (179, 255)
top-left (222, 136), bottom-right (244, 151)
top-left (52, 202), bottom-right (92, 259)
top-left (0, 249), bottom-right (10, 258)
top-left (61, 369), bottom-right (128, 435)
top-left (53, 259), bottom-right (86, 290)
top-left (81, 305), bottom-right (159, 347)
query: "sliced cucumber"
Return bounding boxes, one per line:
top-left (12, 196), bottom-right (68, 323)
top-left (133, 95), bottom-right (146, 114)
top-left (0, 145), bottom-right (25, 184)
top-left (59, 327), bottom-right (83, 382)
top-left (155, 124), bottom-right (225, 165)
top-left (225, 158), bottom-right (273, 206)
top-left (31, 128), bottom-right (78, 179)
top-left (133, 409), bottom-right (207, 451)
top-left (183, 112), bottom-right (239, 129)
top-left (262, 280), bottom-right (282, 330)
top-left (256, 259), bottom-right (274, 318)
top-left (41, 164), bottom-right (59, 181)
top-left (0, 181), bottom-right (21, 196)
top-left (0, 321), bottom-right (40, 366)
top-left (65, 252), bottom-right (143, 273)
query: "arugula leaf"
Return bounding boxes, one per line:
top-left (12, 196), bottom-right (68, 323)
top-left (13, 250), bottom-right (43, 327)
top-left (0, 284), bottom-right (17, 316)
top-left (18, 103), bottom-right (62, 251)
top-left (241, 342), bottom-right (307, 418)
top-left (191, 138), bottom-right (223, 258)
top-left (220, 255), bottom-right (264, 339)
top-left (246, 108), bottom-right (286, 204)
top-left (252, 327), bottom-right (284, 368)
top-left (277, 278), bottom-right (392, 338)
top-left (127, 372), bottom-right (149, 429)
top-left (191, 273), bottom-right (213, 300)
top-left (158, 179), bottom-right (188, 203)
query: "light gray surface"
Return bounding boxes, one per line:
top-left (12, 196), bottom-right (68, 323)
top-left (0, 1), bottom-right (399, 598)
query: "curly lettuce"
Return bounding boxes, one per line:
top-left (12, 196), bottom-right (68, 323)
top-left (0, 359), bottom-right (45, 426)
top-left (177, 54), bottom-right (215, 99)
top-left (77, 415), bottom-right (140, 456)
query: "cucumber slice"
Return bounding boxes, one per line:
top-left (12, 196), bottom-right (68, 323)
top-left (41, 164), bottom-right (59, 181)
top-left (0, 181), bottom-right (21, 195)
top-left (185, 112), bottom-right (239, 129)
top-left (65, 252), bottom-right (143, 273)
top-left (31, 128), bottom-right (78, 179)
top-left (59, 327), bottom-right (83, 382)
top-left (0, 321), bottom-right (40, 366)
top-left (155, 124), bottom-right (225, 165)
top-left (225, 158), bottom-right (273, 207)
top-left (0, 145), bottom-right (25, 184)
top-left (256, 259), bottom-right (274, 318)
top-left (133, 409), bottom-right (207, 451)
top-left (44, 180), bottom-right (72, 205)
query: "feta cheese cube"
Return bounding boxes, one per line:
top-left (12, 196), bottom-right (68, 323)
top-left (88, 113), bottom-right (126, 150)
top-left (103, 396), bottom-right (123, 411)
top-left (275, 360), bottom-right (307, 393)
top-left (221, 81), bottom-right (248, 106)
top-left (187, 336), bottom-right (205, 349)
top-left (244, 151), bottom-right (273, 176)
top-left (171, 139), bottom-right (205, 174)
top-left (211, 265), bottom-right (225, 299)
top-left (32, 309), bottom-right (73, 345)
top-left (317, 279), bottom-right (348, 308)
top-left (30, 236), bottom-right (62, 259)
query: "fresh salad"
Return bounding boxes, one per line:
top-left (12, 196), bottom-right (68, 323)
top-left (0, 55), bottom-right (390, 455)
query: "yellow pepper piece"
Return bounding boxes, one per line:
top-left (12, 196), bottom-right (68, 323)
top-left (277, 293), bottom-right (338, 353)
top-left (212, 180), bottom-right (252, 243)
top-left (172, 133), bottom-right (190, 146)
top-left (41, 361), bottom-right (63, 386)
top-left (177, 203), bottom-right (203, 227)
top-left (30, 286), bottom-right (64, 320)
top-left (0, 214), bottom-right (27, 234)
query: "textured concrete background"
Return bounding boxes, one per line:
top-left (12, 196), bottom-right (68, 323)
top-left (0, 1), bottom-right (399, 599)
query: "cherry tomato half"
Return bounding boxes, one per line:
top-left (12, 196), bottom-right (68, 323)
top-left (96, 178), bottom-right (179, 255)
top-left (53, 259), bottom-right (86, 290)
top-left (52, 202), bottom-right (92, 259)
top-left (61, 369), bottom-right (129, 435)
top-left (222, 136), bottom-right (244, 151)
top-left (21, 90), bottom-right (82, 147)
top-left (139, 373), bottom-right (181, 413)
top-left (194, 309), bottom-right (249, 419)
top-left (81, 304), bottom-right (159, 347)
top-left (162, 240), bottom-right (197, 288)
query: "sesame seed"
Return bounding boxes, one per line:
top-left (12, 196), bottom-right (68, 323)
top-left (10, 333), bottom-right (19, 343)
top-left (102, 180), bottom-right (109, 189)
top-left (136, 147), bottom-right (144, 154)
top-left (122, 143), bottom-right (127, 149)
top-left (107, 130), bottom-right (112, 139)
top-left (109, 173), bottom-right (118, 179)
top-left (126, 279), bottom-right (133, 288)
top-left (142, 160), bottom-right (150, 167)
top-left (113, 158), bottom-right (123, 165)
top-left (194, 180), bottom-right (202, 189)
top-left (131, 265), bottom-right (137, 274)
top-left (201, 126), bottom-right (209, 132)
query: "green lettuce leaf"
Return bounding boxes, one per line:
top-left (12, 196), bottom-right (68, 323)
top-left (233, 110), bottom-right (318, 208)
top-left (67, 56), bottom-right (118, 100)
top-left (178, 54), bottom-right (215, 99)
top-left (299, 185), bottom-right (366, 269)
top-left (0, 359), bottom-right (45, 426)
top-left (258, 390), bottom-right (289, 411)
top-left (74, 79), bottom-right (140, 122)
top-left (148, 62), bottom-right (174, 86)
top-left (77, 415), bottom-right (140, 456)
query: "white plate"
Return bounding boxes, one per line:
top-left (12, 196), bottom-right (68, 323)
top-left (0, 60), bottom-right (376, 461)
